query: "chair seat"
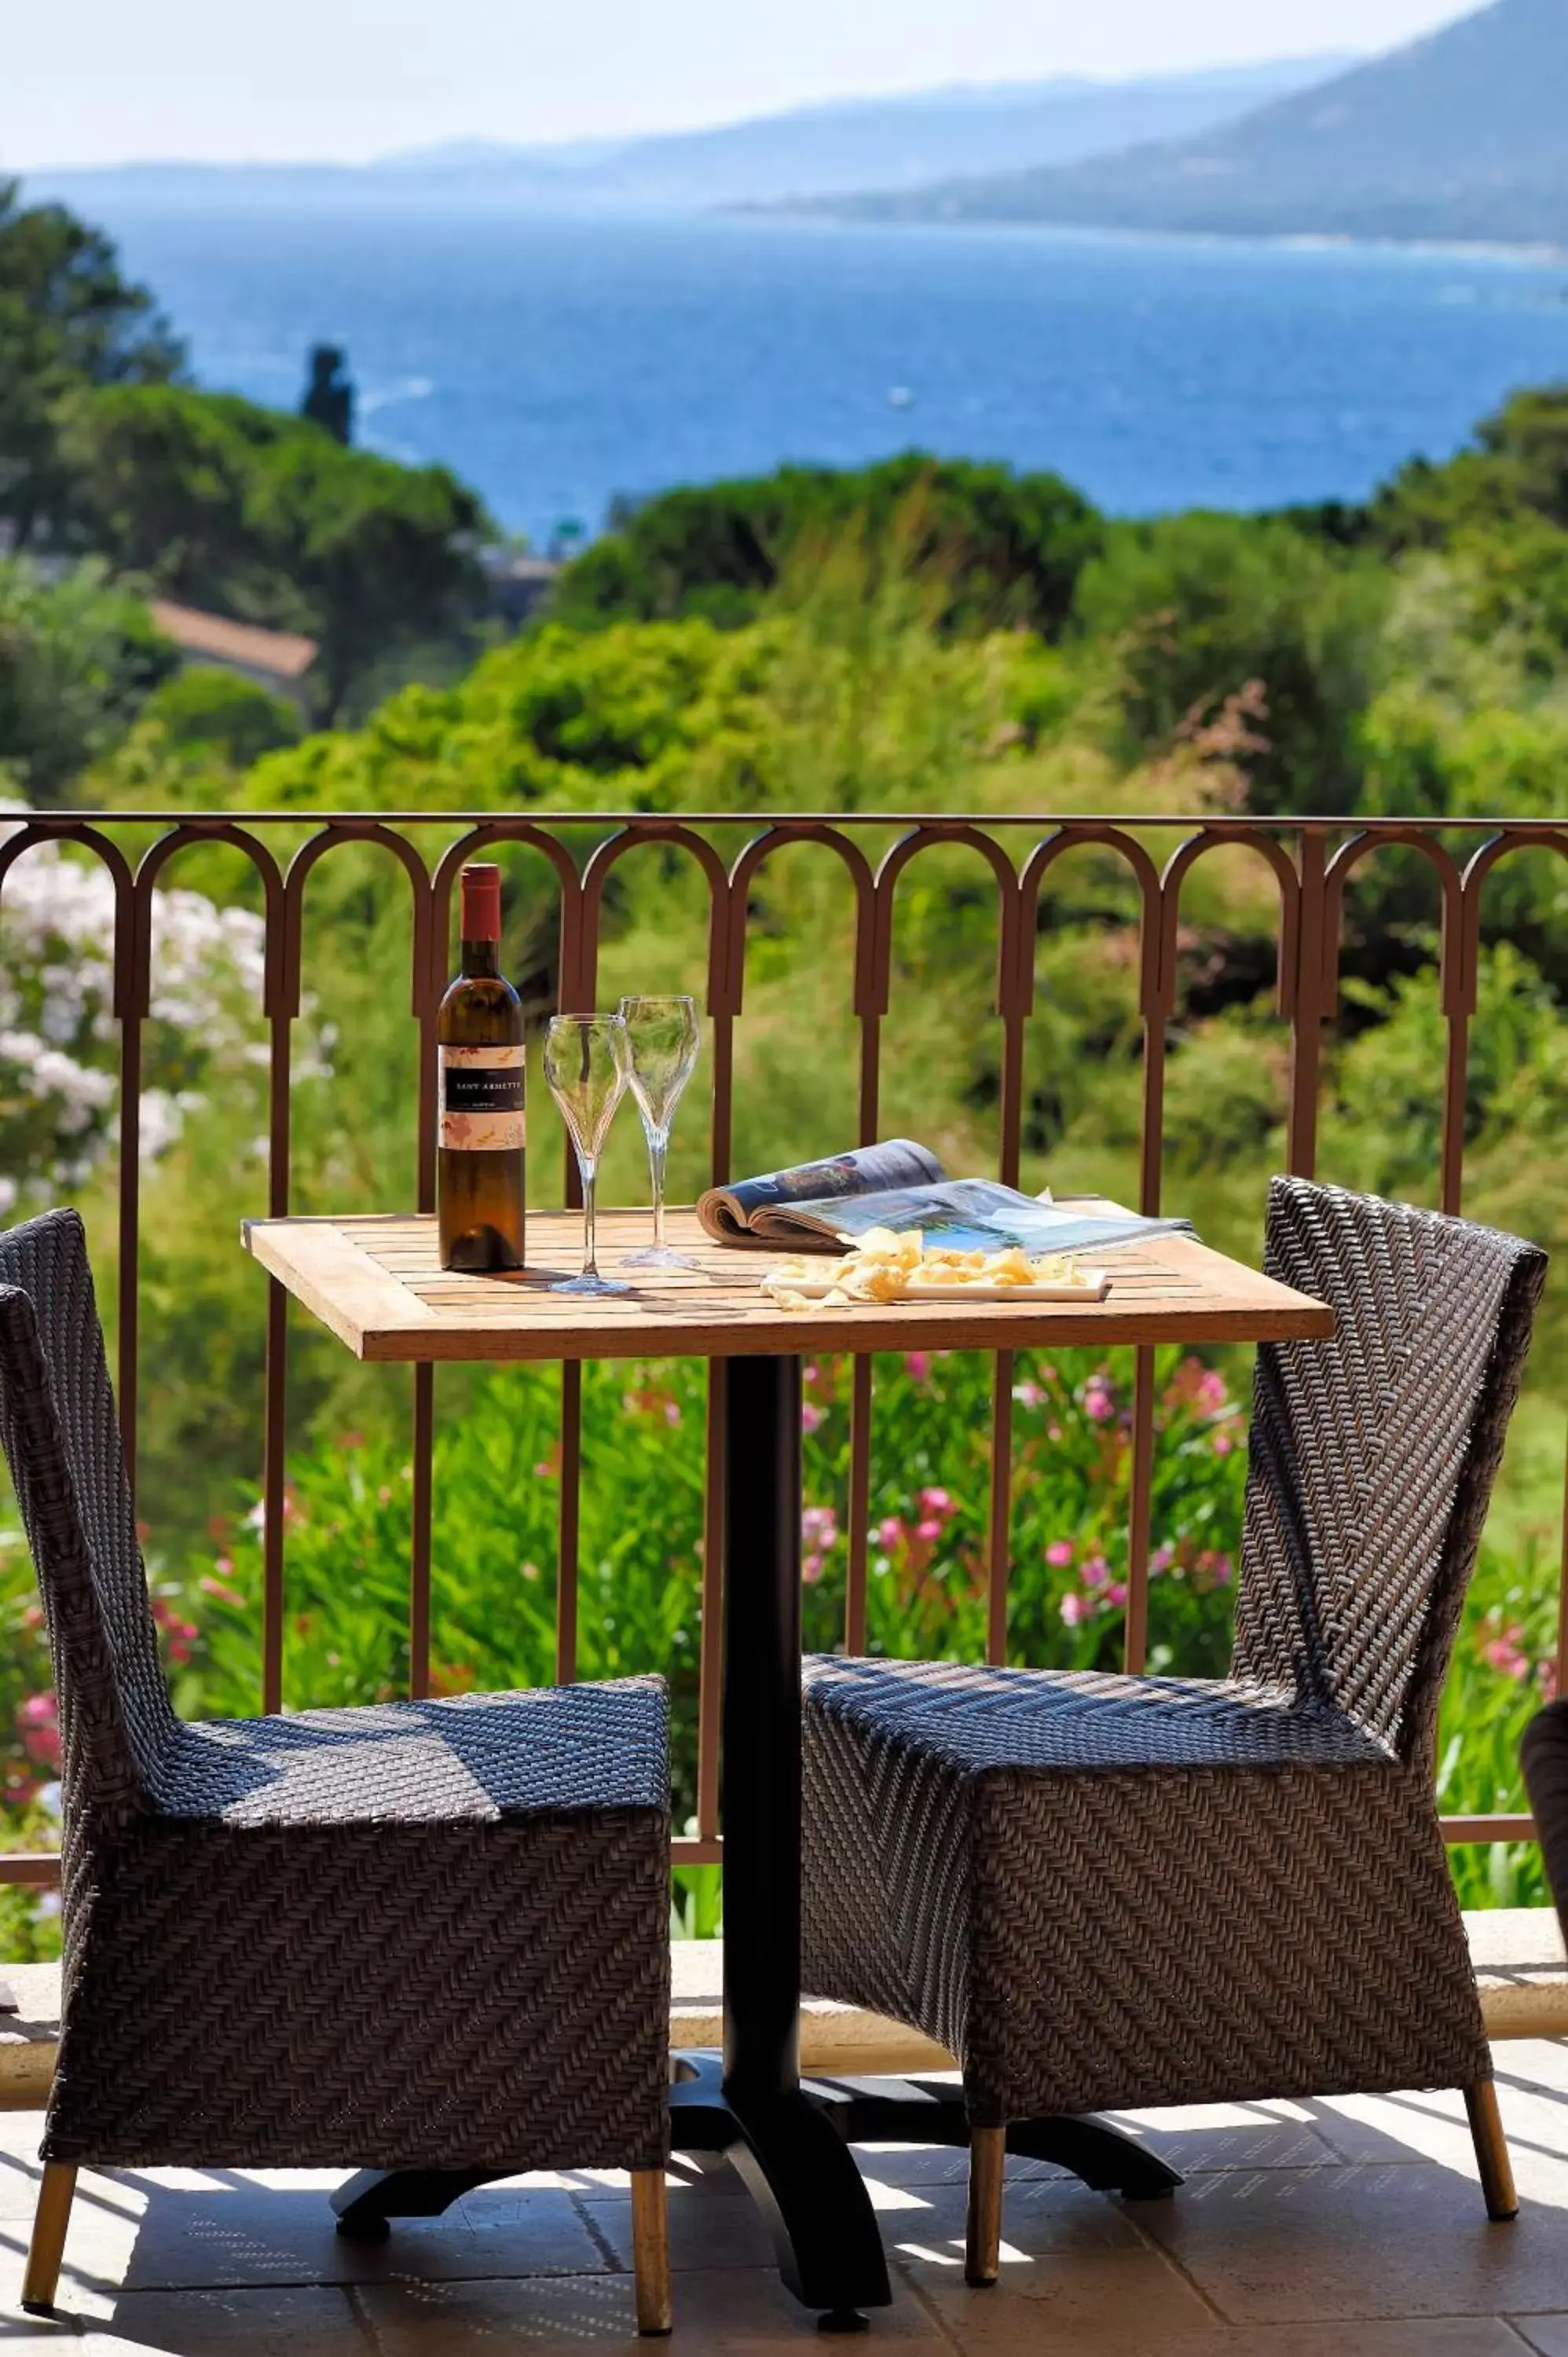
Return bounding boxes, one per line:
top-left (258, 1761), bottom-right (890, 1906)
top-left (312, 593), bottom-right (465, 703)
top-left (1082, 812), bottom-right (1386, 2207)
top-left (803, 1655), bottom-right (1392, 1777)
top-left (155, 1675), bottom-right (666, 1828)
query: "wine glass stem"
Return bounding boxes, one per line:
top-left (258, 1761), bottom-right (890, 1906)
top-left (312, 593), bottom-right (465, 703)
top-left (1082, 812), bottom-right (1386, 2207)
top-left (647, 1124), bottom-right (669, 1249)
top-left (579, 1154), bottom-right (599, 1278)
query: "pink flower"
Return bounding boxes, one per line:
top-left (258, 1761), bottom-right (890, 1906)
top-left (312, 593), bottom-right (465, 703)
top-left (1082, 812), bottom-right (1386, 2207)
top-left (1106, 1581), bottom-right (1129, 1607)
top-left (918, 1486), bottom-right (953, 1516)
top-left (1083, 1385), bottom-right (1113, 1424)
top-left (904, 1351), bottom-right (931, 1384)
top-left (877, 1517), bottom-right (904, 1552)
top-left (1013, 1379), bottom-right (1046, 1409)
top-left (665, 1401), bottom-right (681, 1426)
top-left (1212, 1431), bottom-right (1234, 1457)
top-left (803, 1552), bottom-right (823, 1585)
top-left (802, 1505), bottom-right (839, 1552)
top-left (213, 1555), bottom-right (233, 1577)
top-left (1482, 1633), bottom-right (1532, 1681)
top-left (16, 1693), bottom-right (60, 1770)
top-left (915, 1519), bottom-right (943, 1542)
top-left (801, 1402), bottom-right (824, 1434)
top-left (1150, 1542), bottom-right (1176, 1576)
top-left (1046, 1424), bottom-right (1063, 1442)
top-left (1045, 1540), bottom-right (1074, 1569)
top-left (1059, 1593), bottom-right (1088, 1628)
top-left (1082, 1555), bottom-right (1111, 1589)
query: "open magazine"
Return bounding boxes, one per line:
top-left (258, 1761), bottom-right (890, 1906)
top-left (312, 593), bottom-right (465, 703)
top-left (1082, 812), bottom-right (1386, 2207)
top-left (696, 1138), bottom-right (1191, 1256)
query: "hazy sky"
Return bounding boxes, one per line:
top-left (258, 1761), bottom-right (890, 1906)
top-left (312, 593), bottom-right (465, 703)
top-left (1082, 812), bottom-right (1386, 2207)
top-left (7, 0), bottom-right (1469, 169)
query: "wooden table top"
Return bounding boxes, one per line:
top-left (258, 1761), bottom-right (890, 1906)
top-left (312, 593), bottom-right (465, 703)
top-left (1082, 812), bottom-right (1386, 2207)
top-left (242, 1204), bottom-right (1333, 1365)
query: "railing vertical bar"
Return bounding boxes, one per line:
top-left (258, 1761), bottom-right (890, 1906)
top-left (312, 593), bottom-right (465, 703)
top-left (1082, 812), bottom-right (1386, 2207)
top-left (260, 1280), bottom-right (288, 1714)
top-left (1126, 998), bottom-right (1168, 1677)
top-left (984, 1003), bottom-right (1027, 1670)
top-left (409, 1367), bottom-right (434, 1699)
top-left (843, 1006), bottom-right (881, 1662)
top-left (698, 1369), bottom-right (725, 1845)
top-left (556, 1364), bottom-right (582, 1685)
top-left (116, 1018), bottom-right (142, 1497)
top-left (1288, 827), bottom-right (1329, 1180)
top-left (1124, 1351), bottom-right (1156, 1676)
top-left (411, 991), bottom-right (438, 1700)
top-left (259, 979), bottom-right (295, 1715)
top-left (709, 1014), bottom-right (735, 1186)
top-left (986, 1360), bottom-right (1013, 1666)
top-left (844, 1361), bottom-right (872, 1658)
top-left (1439, 1017), bottom-right (1469, 1219)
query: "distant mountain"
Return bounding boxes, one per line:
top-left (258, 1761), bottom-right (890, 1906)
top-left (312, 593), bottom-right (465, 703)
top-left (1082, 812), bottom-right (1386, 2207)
top-left (20, 57), bottom-right (1354, 219)
top-left (811, 0), bottom-right (1568, 246)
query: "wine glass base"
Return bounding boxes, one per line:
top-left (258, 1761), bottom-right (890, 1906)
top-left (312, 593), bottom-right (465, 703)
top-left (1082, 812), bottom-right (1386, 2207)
top-left (624, 1245), bottom-right (700, 1270)
top-left (549, 1272), bottom-right (632, 1296)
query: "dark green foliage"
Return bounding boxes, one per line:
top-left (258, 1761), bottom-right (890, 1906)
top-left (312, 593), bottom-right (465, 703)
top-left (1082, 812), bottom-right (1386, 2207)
top-left (1070, 511), bottom-right (1389, 813)
top-left (139, 667), bottom-right (302, 764)
top-left (551, 455), bottom-right (1105, 640)
top-left (0, 180), bottom-right (184, 552)
top-left (1376, 384), bottom-right (1568, 551)
top-left (0, 559), bottom-right (178, 802)
top-left (57, 384), bottom-right (493, 720)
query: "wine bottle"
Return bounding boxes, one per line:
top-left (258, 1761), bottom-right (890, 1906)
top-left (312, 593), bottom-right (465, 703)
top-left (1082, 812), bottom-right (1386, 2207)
top-left (438, 863), bottom-right (526, 1272)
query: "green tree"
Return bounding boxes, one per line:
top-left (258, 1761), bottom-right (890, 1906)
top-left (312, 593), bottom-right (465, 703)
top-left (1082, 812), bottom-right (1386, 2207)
top-left (0, 558), bottom-right (177, 802)
top-left (552, 455), bottom-right (1103, 640)
top-left (0, 181), bottom-right (183, 551)
top-left (58, 384), bottom-right (493, 721)
top-left (1070, 511), bottom-right (1389, 812)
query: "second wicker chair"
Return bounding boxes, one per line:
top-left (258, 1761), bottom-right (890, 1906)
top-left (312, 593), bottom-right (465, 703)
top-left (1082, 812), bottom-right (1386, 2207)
top-left (0, 1208), bottom-right (673, 2330)
top-left (802, 1178), bottom-right (1546, 2284)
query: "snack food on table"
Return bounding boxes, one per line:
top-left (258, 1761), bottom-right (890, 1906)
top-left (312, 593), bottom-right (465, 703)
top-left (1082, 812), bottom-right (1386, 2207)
top-left (760, 1229), bottom-right (1096, 1310)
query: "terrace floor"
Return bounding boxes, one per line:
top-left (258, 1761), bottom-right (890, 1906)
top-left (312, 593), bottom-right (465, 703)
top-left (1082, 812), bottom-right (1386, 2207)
top-left (9, 2044), bottom-right (1568, 2357)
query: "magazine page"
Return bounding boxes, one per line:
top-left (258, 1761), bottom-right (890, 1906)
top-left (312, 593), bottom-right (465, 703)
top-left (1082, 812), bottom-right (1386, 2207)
top-left (762, 1177), bottom-right (1192, 1255)
top-left (697, 1138), bottom-right (945, 1245)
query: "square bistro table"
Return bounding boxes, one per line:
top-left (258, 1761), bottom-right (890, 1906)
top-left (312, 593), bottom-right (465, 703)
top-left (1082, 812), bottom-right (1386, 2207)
top-left (244, 1203), bottom-right (1332, 2322)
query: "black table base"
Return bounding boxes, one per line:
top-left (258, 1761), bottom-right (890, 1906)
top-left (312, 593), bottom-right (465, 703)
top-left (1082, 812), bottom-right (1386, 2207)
top-left (333, 2054), bottom-right (1178, 2320)
top-left (330, 1355), bottom-right (1180, 2323)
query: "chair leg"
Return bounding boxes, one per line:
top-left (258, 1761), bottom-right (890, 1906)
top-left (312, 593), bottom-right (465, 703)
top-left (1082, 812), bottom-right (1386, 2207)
top-left (1464, 2080), bottom-right (1518, 2221)
top-left (965, 2125), bottom-right (1006, 2288)
top-left (630, 2167), bottom-right (672, 2336)
top-left (21, 2161), bottom-right (76, 2313)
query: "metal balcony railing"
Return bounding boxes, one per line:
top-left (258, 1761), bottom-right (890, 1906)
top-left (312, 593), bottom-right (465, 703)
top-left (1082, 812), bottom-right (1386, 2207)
top-left (2, 806), bottom-right (1563, 1880)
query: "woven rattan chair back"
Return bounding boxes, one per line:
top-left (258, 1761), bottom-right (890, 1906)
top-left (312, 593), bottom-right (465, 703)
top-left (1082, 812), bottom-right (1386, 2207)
top-left (1230, 1177), bottom-right (1546, 1771)
top-left (0, 1210), bottom-right (173, 1827)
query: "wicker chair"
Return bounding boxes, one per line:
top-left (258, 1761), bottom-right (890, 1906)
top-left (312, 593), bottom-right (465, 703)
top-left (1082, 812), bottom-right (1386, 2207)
top-left (801, 1178), bottom-right (1546, 2285)
top-left (0, 1208), bottom-right (673, 2330)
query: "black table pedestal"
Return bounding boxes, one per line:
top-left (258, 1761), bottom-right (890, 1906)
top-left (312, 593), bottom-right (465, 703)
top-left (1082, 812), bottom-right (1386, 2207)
top-left (332, 1353), bottom-right (1179, 2317)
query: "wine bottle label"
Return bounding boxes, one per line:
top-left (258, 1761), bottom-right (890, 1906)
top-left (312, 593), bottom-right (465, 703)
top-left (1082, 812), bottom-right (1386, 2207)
top-left (438, 1046), bottom-right (526, 1150)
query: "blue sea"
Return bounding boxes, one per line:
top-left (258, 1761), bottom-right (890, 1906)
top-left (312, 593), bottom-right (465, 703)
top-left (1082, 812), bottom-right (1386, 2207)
top-left (79, 205), bottom-right (1568, 544)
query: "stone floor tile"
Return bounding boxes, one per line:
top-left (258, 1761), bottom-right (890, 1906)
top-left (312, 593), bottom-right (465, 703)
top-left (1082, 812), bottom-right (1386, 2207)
top-left (1103, 2109), bottom-right (1345, 2177)
top-left (1511, 2319), bottom-right (1568, 2356)
top-left (573, 2178), bottom-right (779, 2275)
top-left (0, 2174), bottom-right (604, 2309)
top-left (356, 2264), bottom-right (948, 2354)
top-left (1132, 2155), bottom-right (1568, 2321)
top-left (883, 2178), bottom-right (1146, 2276)
top-left (77, 2283), bottom-right (365, 2356)
top-left (848, 2141), bottom-right (1066, 2190)
top-left (927, 2311), bottom-right (1533, 2357)
top-left (904, 2245), bottom-right (1211, 2346)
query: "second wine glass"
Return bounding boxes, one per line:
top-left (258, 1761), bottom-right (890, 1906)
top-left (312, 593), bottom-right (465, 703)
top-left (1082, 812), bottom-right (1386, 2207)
top-left (543, 1013), bottom-right (631, 1296)
top-left (618, 995), bottom-right (700, 1269)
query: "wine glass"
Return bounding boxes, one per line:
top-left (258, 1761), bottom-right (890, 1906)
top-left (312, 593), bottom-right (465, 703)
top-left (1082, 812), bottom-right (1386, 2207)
top-left (618, 995), bottom-right (701, 1269)
top-left (543, 1014), bottom-right (631, 1296)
